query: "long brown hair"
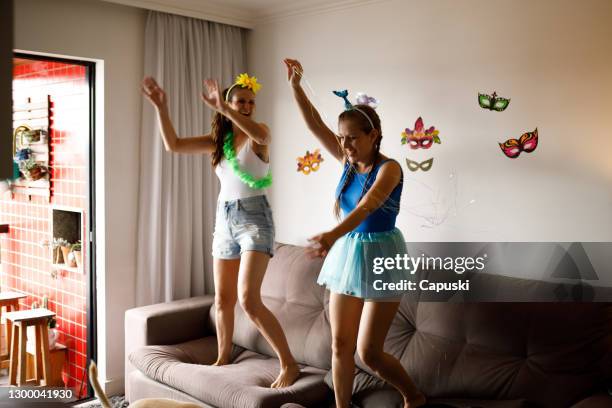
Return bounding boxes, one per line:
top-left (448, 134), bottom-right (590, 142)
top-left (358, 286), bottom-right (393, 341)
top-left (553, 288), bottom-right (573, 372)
top-left (211, 87), bottom-right (236, 167)
top-left (333, 105), bottom-right (382, 219)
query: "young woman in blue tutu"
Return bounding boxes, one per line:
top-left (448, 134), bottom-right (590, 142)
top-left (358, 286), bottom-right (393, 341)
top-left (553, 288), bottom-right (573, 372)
top-left (284, 59), bottom-right (426, 408)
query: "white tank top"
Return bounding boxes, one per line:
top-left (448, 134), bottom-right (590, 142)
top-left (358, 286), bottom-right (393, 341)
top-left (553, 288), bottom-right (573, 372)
top-left (215, 140), bottom-right (270, 201)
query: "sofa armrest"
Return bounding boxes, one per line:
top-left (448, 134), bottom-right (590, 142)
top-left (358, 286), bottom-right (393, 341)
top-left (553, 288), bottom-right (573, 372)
top-left (571, 393), bottom-right (612, 408)
top-left (125, 295), bottom-right (215, 346)
top-left (125, 295), bottom-right (215, 398)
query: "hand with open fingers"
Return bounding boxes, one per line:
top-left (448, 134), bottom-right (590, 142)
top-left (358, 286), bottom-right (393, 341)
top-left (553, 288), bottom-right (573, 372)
top-left (306, 231), bottom-right (337, 258)
top-left (283, 58), bottom-right (303, 87)
top-left (201, 78), bottom-right (228, 114)
top-left (141, 76), bottom-right (167, 111)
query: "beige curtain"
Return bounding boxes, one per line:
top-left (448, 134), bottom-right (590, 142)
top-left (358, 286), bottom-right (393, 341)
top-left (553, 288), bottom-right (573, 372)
top-left (136, 11), bottom-right (247, 305)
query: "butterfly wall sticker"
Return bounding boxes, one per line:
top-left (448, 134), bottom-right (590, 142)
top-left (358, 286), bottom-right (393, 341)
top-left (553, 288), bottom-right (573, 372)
top-left (405, 158), bottom-right (434, 172)
top-left (401, 117), bottom-right (441, 149)
top-left (499, 128), bottom-right (539, 158)
top-left (297, 149), bottom-right (324, 175)
top-left (478, 91), bottom-right (510, 111)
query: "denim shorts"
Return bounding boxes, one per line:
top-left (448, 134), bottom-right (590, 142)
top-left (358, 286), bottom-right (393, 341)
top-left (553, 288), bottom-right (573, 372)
top-left (212, 195), bottom-right (275, 259)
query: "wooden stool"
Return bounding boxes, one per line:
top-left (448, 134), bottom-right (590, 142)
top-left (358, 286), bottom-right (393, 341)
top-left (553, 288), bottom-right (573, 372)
top-left (0, 291), bottom-right (27, 369)
top-left (27, 343), bottom-right (67, 387)
top-left (5, 308), bottom-right (55, 386)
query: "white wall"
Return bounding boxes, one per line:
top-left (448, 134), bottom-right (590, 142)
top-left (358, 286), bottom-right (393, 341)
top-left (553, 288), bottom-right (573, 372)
top-left (15, 0), bottom-right (145, 395)
top-left (249, 0), bottom-right (612, 245)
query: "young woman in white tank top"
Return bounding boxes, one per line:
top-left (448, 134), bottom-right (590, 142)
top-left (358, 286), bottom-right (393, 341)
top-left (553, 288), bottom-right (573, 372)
top-left (142, 74), bottom-right (299, 388)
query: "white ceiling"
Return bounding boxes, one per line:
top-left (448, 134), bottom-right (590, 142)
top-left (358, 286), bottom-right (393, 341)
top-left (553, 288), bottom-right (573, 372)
top-left (99, 0), bottom-right (385, 28)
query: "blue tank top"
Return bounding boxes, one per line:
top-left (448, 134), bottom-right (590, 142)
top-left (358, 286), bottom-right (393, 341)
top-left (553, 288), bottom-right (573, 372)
top-left (336, 159), bottom-right (403, 233)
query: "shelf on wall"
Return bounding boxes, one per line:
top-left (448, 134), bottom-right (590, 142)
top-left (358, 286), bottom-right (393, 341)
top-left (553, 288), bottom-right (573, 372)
top-left (11, 185), bottom-right (51, 198)
top-left (51, 207), bottom-right (84, 274)
top-left (51, 263), bottom-right (80, 274)
top-left (12, 95), bottom-right (52, 201)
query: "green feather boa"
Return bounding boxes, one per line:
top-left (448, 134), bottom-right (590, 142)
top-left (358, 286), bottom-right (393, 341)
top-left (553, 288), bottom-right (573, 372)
top-left (223, 132), bottom-right (272, 189)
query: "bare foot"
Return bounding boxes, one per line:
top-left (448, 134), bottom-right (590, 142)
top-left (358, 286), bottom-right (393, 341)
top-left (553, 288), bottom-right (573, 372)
top-left (404, 392), bottom-right (426, 408)
top-left (212, 356), bottom-right (231, 366)
top-left (270, 363), bottom-right (300, 388)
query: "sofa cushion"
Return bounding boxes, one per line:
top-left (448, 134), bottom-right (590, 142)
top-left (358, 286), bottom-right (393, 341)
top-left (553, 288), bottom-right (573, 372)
top-left (128, 370), bottom-right (215, 407)
top-left (324, 367), bottom-right (386, 395)
top-left (211, 243), bottom-right (333, 370)
top-left (129, 336), bottom-right (331, 408)
top-left (570, 393), bottom-right (612, 408)
top-left (325, 368), bottom-right (531, 407)
top-left (355, 388), bottom-right (532, 408)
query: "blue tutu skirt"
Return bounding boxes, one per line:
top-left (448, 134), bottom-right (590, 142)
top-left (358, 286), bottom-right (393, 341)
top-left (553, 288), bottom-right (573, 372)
top-left (317, 228), bottom-right (413, 299)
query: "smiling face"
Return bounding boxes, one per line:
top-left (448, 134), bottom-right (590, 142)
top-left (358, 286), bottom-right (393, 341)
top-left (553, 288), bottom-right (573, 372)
top-left (228, 88), bottom-right (256, 117)
top-left (337, 106), bottom-right (381, 167)
top-left (338, 119), bottom-right (378, 164)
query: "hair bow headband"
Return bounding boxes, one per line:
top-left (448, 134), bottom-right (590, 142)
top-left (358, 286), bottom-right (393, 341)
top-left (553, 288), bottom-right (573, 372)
top-left (333, 89), bottom-right (353, 110)
top-left (355, 92), bottom-right (379, 109)
top-left (332, 89), bottom-right (378, 129)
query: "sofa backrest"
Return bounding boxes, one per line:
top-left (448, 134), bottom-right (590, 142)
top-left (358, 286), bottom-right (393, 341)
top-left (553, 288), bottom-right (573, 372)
top-left (366, 298), bottom-right (612, 408)
top-left (213, 243), bottom-right (332, 369)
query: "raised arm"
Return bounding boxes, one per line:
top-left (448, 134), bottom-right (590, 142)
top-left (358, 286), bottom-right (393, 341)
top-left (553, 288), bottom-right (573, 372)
top-left (200, 79), bottom-right (270, 145)
top-left (142, 77), bottom-right (214, 154)
top-left (284, 59), bottom-right (344, 162)
top-left (308, 160), bottom-right (402, 257)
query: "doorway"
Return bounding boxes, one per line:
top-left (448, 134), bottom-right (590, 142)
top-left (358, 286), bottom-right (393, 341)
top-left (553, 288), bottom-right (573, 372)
top-left (0, 53), bottom-right (96, 402)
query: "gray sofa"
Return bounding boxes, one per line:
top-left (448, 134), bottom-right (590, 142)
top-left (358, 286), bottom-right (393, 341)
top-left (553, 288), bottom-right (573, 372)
top-left (125, 243), bottom-right (612, 408)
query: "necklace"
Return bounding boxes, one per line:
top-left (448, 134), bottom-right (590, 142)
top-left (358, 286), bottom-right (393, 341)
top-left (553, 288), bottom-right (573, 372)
top-left (223, 131), bottom-right (272, 189)
top-left (357, 155), bottom-right (379, 201)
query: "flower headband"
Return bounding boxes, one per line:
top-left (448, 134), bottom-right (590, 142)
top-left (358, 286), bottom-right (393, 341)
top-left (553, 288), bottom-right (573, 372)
top-left (225, 73), bottom-right (262, 101)
top-left (332, 89), bottom-right (378, 129)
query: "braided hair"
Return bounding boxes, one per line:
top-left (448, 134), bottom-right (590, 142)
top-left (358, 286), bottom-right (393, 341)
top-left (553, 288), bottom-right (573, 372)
top-left (333, 104), bottom-right (382, 219)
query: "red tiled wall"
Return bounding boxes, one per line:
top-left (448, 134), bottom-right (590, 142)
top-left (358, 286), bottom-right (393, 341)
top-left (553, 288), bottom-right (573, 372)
top-left (0, 59), bottom-right (90, 396)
